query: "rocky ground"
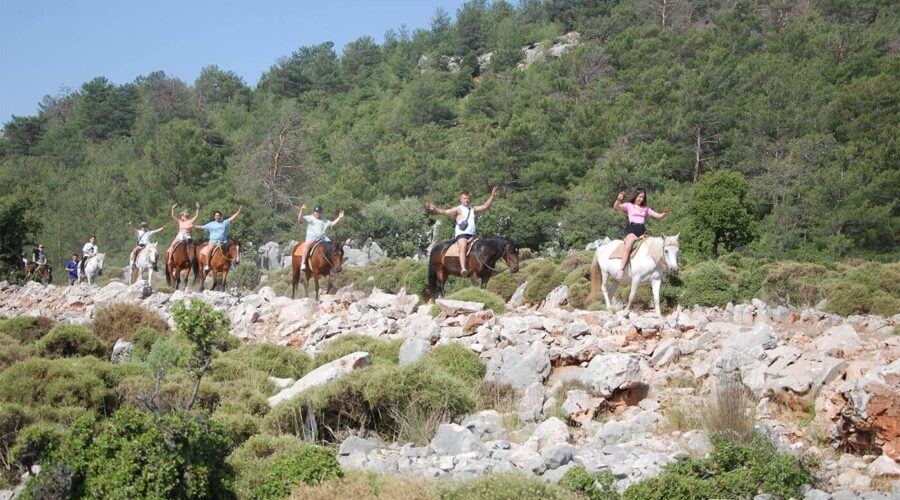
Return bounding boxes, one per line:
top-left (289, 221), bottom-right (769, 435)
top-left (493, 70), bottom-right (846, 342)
top-left (1, 278), bottom-right (898, 499)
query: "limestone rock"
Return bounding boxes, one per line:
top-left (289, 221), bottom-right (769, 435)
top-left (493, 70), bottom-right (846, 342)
top-left (268, 351), bottom-right (371, 407)
top-left (431, 424), bottom-right (486, 456)
top-left (110, 338), bottom-right (134, 364)
top-left (485, 342), bottom-right (551, 391)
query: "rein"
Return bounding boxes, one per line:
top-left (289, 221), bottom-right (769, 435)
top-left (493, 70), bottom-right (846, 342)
top-left (211, 243), bottom-right (237, 263)
top-left (474, 241), bottom-right (510, 275)
top-left (312, 241), bottom-right (338, 271)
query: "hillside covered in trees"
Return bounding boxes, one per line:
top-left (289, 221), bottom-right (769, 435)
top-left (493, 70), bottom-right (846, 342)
top-left (1, 0), bottom-right (897, 273)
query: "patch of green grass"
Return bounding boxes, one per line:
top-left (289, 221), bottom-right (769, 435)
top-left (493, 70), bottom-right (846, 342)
top-left (422, 344), bottom-right (485, 386)
top-left (446, 287), bottom-right (507, 314)
top-left (314, 334), bottom-right (401, 367)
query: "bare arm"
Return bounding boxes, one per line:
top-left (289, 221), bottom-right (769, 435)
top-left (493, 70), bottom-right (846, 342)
top-left (170, 204), bottom-right (179, 222)
top-left (649, 207), bottom-right (670, 220)
top-left (297, 204), bottom-right (307, 224)
top-left (474, 185), bottom-right (500, 213)
top-left (331, 210), bottom-right (345, 227)
top-left (227, 205), bottom-right (243, 222)
top-left (613, 191), bottom-right (627, 213)
top-left (192, 202), bottom-right (200, 221)
top-left (425, 203), bottom-right (459, 217)
top-left (152, 226), bottom-right (167, 234)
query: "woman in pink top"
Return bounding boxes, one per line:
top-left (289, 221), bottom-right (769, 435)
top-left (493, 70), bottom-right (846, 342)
top-left (167, 202), bottom-right (200, 266)
top-left (613, 188), bottom-right (669, 280)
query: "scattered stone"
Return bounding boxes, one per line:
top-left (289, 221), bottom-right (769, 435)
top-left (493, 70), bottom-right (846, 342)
top-left (431, 424), bottom-right (486, 456)
top-left (268, 351), bottom-right (371, 407)
top-left (399, 336), bottom-right (430, 365)
top-left (339, 435), bottom-right (379, 456)
top-left (110, 338), bottom-right (134, 364)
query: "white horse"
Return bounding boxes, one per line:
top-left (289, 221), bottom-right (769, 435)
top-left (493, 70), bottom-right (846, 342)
top-left (590, 235), bottom-right (680, 315)
top-left (79, 253), bottom-right (105, 286)
top-left (130, 243), bottom-right (159, 286)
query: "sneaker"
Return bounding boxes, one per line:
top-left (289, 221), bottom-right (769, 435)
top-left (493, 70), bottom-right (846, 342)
top-left (460, 269), bottom-right (469, 277)
top-left (300, 263), bottom-right (306, 271)
top-left (153, 264), bottom-right (159, 272)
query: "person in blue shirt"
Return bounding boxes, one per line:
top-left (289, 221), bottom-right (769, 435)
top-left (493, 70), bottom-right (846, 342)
top-left (66, 254), bottom-right (79, 286)
top-left (195, 206), bottom-right (242, 271)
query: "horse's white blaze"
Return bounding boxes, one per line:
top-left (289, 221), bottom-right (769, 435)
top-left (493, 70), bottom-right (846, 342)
top-left (591, 235), bottom-right (680, 315)
top-left (132, 243), bottom-right (158, 286)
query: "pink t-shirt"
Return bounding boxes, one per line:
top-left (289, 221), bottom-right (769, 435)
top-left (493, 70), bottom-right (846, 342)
top-left (622, 203), bottom-right (661, 224)
top-left (178, 219), bottom-right (194, 233)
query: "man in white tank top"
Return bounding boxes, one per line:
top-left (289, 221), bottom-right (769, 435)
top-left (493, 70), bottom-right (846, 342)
top-left (426, 186), bottom-right (499, 277)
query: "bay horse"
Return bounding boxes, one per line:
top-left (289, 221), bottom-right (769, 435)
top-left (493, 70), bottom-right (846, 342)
top-left (427, 236), bottom-right (519, 300)
top-left (291, 240), bottom-right (344, 300)
top-left (590, 234), bottom-right (680, 315)
top-left (130, 242), bottom-right (159, 287)
top-left (196, 240), bottom-right (241, 291)
top-left (166, 240), bottom-right (198, 291)
top-left (25, 263), bottom-right (52, 284)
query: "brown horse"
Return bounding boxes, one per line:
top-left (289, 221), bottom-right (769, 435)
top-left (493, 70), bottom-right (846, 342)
top-left (166, 240), bottom-right (198, 290)
top-left (291, 240), bottom-right (344, 300)
top-left (196, 240), bottom-right (241, 291)
top-left (25, 263), bottom-right (53, 284)
top-left (428, 236), bottom-right (519, 300)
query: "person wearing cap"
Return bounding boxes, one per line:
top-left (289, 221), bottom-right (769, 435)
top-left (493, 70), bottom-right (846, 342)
top-left (127, 220), bottom-right (166, 271)
top-left (296, 203), bottom-right (344, 270)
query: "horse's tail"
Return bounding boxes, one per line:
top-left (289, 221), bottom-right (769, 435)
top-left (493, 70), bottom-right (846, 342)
top-left (190, 244), bottom-right (200, 285)
top-left (427, 254), bottom-right (439, 301)
top-left (589, 252), bottom-right (601, 302)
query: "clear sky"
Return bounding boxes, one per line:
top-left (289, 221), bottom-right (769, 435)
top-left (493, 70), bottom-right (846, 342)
top-left (0, 0), bottom-right (469, 124)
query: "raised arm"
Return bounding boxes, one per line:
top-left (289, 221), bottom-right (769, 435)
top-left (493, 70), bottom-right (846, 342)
top-left (151, 225), bottom-right (167, 234)
top-left (331, 209), bottom-right (345, 227)
top-left (613, 191), bottom-right (627, 213)
top-left (474, 185), bottom-right (500, 213)
top-left (297, 204), bottom-right (307, 224)
top-left (170, 204), bottom-right (179, 222)
top-left (425, 202), bottom-right (459, 217)
top-left (127, 220), bottom-right (139, 236)
top-left (190, 202), bottom-right (200, 223)
top-left (227, 205), bottom-right (243, 222)
top-left (649, 207), bottom-right (670, 220)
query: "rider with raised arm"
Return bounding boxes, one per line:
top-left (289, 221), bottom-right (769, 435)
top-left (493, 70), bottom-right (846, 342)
top-left (79, 236), bottom-right (99, 280)
top-left (128, 221), bottom-right (166, 272)
top-left (613, 188), bottom-right (669, 281)
top-left (166, 202), bottom-right (200, 268)
top-left (296, 204), bottom-right (344, 271)
top-left (195, 206), bottom-right (242, 271)
top-left (426, 186), bottom-right (499, 277)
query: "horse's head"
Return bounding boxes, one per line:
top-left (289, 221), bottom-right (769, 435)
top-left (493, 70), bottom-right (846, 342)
top-left (503, 240), bottom-right (520, 273)
top-left (95, 253), bottom-right (105, 269)
top-left (328, 241), bottom-right (345, 274)
top-left (662, 234), bottom-right (680, 272)
top-left (230, 240), bottom-right (241, 266)
top-left (146, 243), bottom-right (159, 262)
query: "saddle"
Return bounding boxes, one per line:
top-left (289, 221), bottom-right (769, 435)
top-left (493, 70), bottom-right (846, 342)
top-left (441, 237), bottom-right (479, 265)
top-left (293, 240), bottom-right (327, 259)
top-left (608, 235), bottom-right (649, 260)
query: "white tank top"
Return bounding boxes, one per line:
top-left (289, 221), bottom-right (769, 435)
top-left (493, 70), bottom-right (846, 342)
top-left (454, 205), bottom-right (476, 237)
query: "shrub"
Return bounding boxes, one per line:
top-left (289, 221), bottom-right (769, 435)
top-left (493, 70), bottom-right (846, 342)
top-left (10, 423), bottom-right (66, 469)
top-left (825, 262), bottom-right (900, 316)
top-left (441, 473), bottom-right (576, 500)
top-left (289, 471), bottom-right (439, 500)
top-left (131, 326), bottom-right (162, 359)
top-left (702, 375), bottom-right (755, 442)
top-left (211, 410), bottom-right (262, 447)
top-left (680, 261), bottom-right (733, 307)
top-left (219, 343), bottom-right (312, 379)
top-left (231, 263), bottom-right (263, 292)
top-left (0, 316), bottom-right (55, 344)
top-left (623, 434), bottom-right (813, 500)
top-left (255, 445), bottom-right (343, 498)
top-left (486, 271), bottom-right (526, 301)
top-left (474, 380), bottom-right (520, 412)
top-left (0, 335), bottom-right (32, 372)
top-left (91, 303), bottom-right (169, 347)
top-left (761, 262), bottom-right (829, 307)
top-left (0, 357), bottom-right (123, 413)
top-left (523, 261), bottom-right (564, 304)
top-left (422, 344), bottom-right (485, 385)
top-left (314, 334), bottom-right (401, 367)
top-left (228, 433), bottom-right (321, 499)
top-left (34, 324), bottom-right (105, 359)
top-left (34, 407), bottom-right (235, 499)
top-left (446, 287), bottom-right (507, 314)
top-left (19, 464), bottom-right (77, 500)
top-left (559, 466), bottom-right (621, 500)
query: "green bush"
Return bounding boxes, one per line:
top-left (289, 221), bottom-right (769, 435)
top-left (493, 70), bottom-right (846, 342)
top-left (761, 262), bottom-right (829, 307)
top-left (211, 410), bottom-right (262, 447)
top-left (131, 326), bottom-right (162, 359)
top-left (0, 335), bottom-right (33, 372)
top-left (314, 334), bottom-right (401, 367)
top-left (0, 316), bottom-right (55, 344)
top-left (422, 344), bottom-right (485, 386)
top-left (622, 434), bottom-right (813, 500)
top-left (559, 466), bottom-right (620, 500)
top-left (680, 261), bottom-right (733, 307)
top-left (231, 263), bottom-right (262, 292)
top-left (31, 407), bottom-right (235, 499)
top-left (218, 343), bottom-right (312, 379)
top-left (34, 324), bottom-right (105, 359)
top-left (91, 303), bottom-right (169, 348)
top-left (446, 287), bottom-right (507, 314)
top-left (826, 262), bottom-right (900, 316)
top-left (441, 473), bottom-right (576, 500)
top-left (228, 433), bottom-right (324, 499)
top-left (523, 261), bottom-right (564, 304)
top-left (0, 357), bottom-right (126, 413)
top-left (10, 423), bottom-right (66, 469)
top-left (255, 445), bottom-right (343, 498)
top-left (265, 362), bottom-right (475, 442)
top-left (486, 271), bottom-right (526, 301)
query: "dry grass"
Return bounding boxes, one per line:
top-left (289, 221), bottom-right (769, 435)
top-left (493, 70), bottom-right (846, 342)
top-left (289, 472), bottom-right (439, 500)
top-left (91, 303), bottom-right (169, 348)
top-left (474, 380), bottom-right (520, 413)
top-left (665, 396), bottom-right (704, 432)
top-left (701, 374), bottom-right (756, 441)
top-left (390, 401), bottom-right (449, 446)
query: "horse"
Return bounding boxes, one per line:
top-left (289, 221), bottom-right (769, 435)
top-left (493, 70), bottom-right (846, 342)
top-left (165, 240), bottom-right (199, 291)
top-left (25, 263), bottom-right (52, 284)
top-left (196, 240), bottom-right (240, 291)
top-left (130, 242), bottom-right (159, 286)
top-left (79, 253), bottom-right (105, 286)
top-left (590, 234), bottom-right (680, 315)
top-left (428, 236), bottom-right (519, 300)
top-left (291, 240), bottom-right (344, 300)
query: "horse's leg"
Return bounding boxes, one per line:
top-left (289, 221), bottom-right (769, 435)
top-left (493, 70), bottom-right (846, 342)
top-left (626, 274), bottom-right (641, 311)
top-left (601, 267), bottom-right (614, 311)
top-left (303, 270), bottom-right (310, 298)
top-left (314, 274), bottom-right (320, 300)
top-left (651, 277), bottom-right (662, 316)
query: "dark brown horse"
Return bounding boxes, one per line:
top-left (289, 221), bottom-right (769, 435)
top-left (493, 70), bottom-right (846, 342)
top-left (165, 240), bottom-right (198, 290)
top-left (196, 240), bottom-right (241, 291)
top-left (25, 263), bottom-right (52, 284)
top-left (291, 240), bottom-right (344, 300)
top-left (428, 236), bottom-right (519, 300)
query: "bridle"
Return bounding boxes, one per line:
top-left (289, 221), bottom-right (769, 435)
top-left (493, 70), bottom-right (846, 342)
top-left (474, 240), bottom-right (513, 275)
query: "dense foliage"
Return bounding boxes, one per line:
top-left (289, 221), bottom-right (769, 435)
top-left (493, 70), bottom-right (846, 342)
top-left (1, 0), bottom-right (896, 280)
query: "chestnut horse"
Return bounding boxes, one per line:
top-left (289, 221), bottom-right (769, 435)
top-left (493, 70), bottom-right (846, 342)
top-left (166, 240), bottom-right (198, 290)
top-left (427, 236), bottom-right (519, 300)
top-left (196, 240), bottom-right (241, 291)
top-left (291, 240), bottom-right (344, 300)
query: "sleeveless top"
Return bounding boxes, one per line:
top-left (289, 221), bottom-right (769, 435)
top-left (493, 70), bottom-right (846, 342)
top-left (454, 205), bottom-right (476, 238)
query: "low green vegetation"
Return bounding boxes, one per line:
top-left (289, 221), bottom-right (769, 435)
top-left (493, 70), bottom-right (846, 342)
top-left (34, 324), bottom-right (105, 359)
top-left (446, 287), bottom-right (507, 314)
top-left (313, 334), bottom-right (401, 367)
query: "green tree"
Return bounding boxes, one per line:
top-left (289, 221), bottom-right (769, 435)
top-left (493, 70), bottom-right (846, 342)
top-left (73, 77), bottom-right (138, 142)
top-left (689, 170), bottom-right (757, 258)
top-left (2, 115), bottom-right (46, 156)
top-left (194, 65), bottom-right (251, 108)
top-left (144, 119), bottom-right (227, 198)
top-left (0, 190), bottom-right (44, 272)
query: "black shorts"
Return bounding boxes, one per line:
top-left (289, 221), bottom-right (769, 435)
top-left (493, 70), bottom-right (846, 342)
top-left (625, 223), bottom-right (646, 237)
top-left (453, 234), bottom-right (474, 242)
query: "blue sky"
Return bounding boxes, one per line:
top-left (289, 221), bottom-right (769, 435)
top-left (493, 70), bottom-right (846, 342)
top-left (0, 0), bottom-right (469, 123)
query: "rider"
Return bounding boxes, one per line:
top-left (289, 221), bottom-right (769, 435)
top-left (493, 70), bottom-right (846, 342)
top-left (127, 221), bottom-right (166, 272)
top-left (296, 204), bottom-right (345, 271)
top-left (613, 188), bottom-right (669, 281)
top-left (32, 245), bottom-right (48, 267)
top-left (195, 206), bottom-right (242, 271)
top-left (167, 202), bottom-right (200, 268)
top-left (426, 186), bottom-right (499, 277)
top-left (80, 236), bottom-right (99, 278)
top-left (66, 254), bottom-right (79, 286)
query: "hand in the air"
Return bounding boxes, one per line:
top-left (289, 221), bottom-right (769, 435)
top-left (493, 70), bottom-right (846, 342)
top-left (617, 191), bottom-right (626, 201)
